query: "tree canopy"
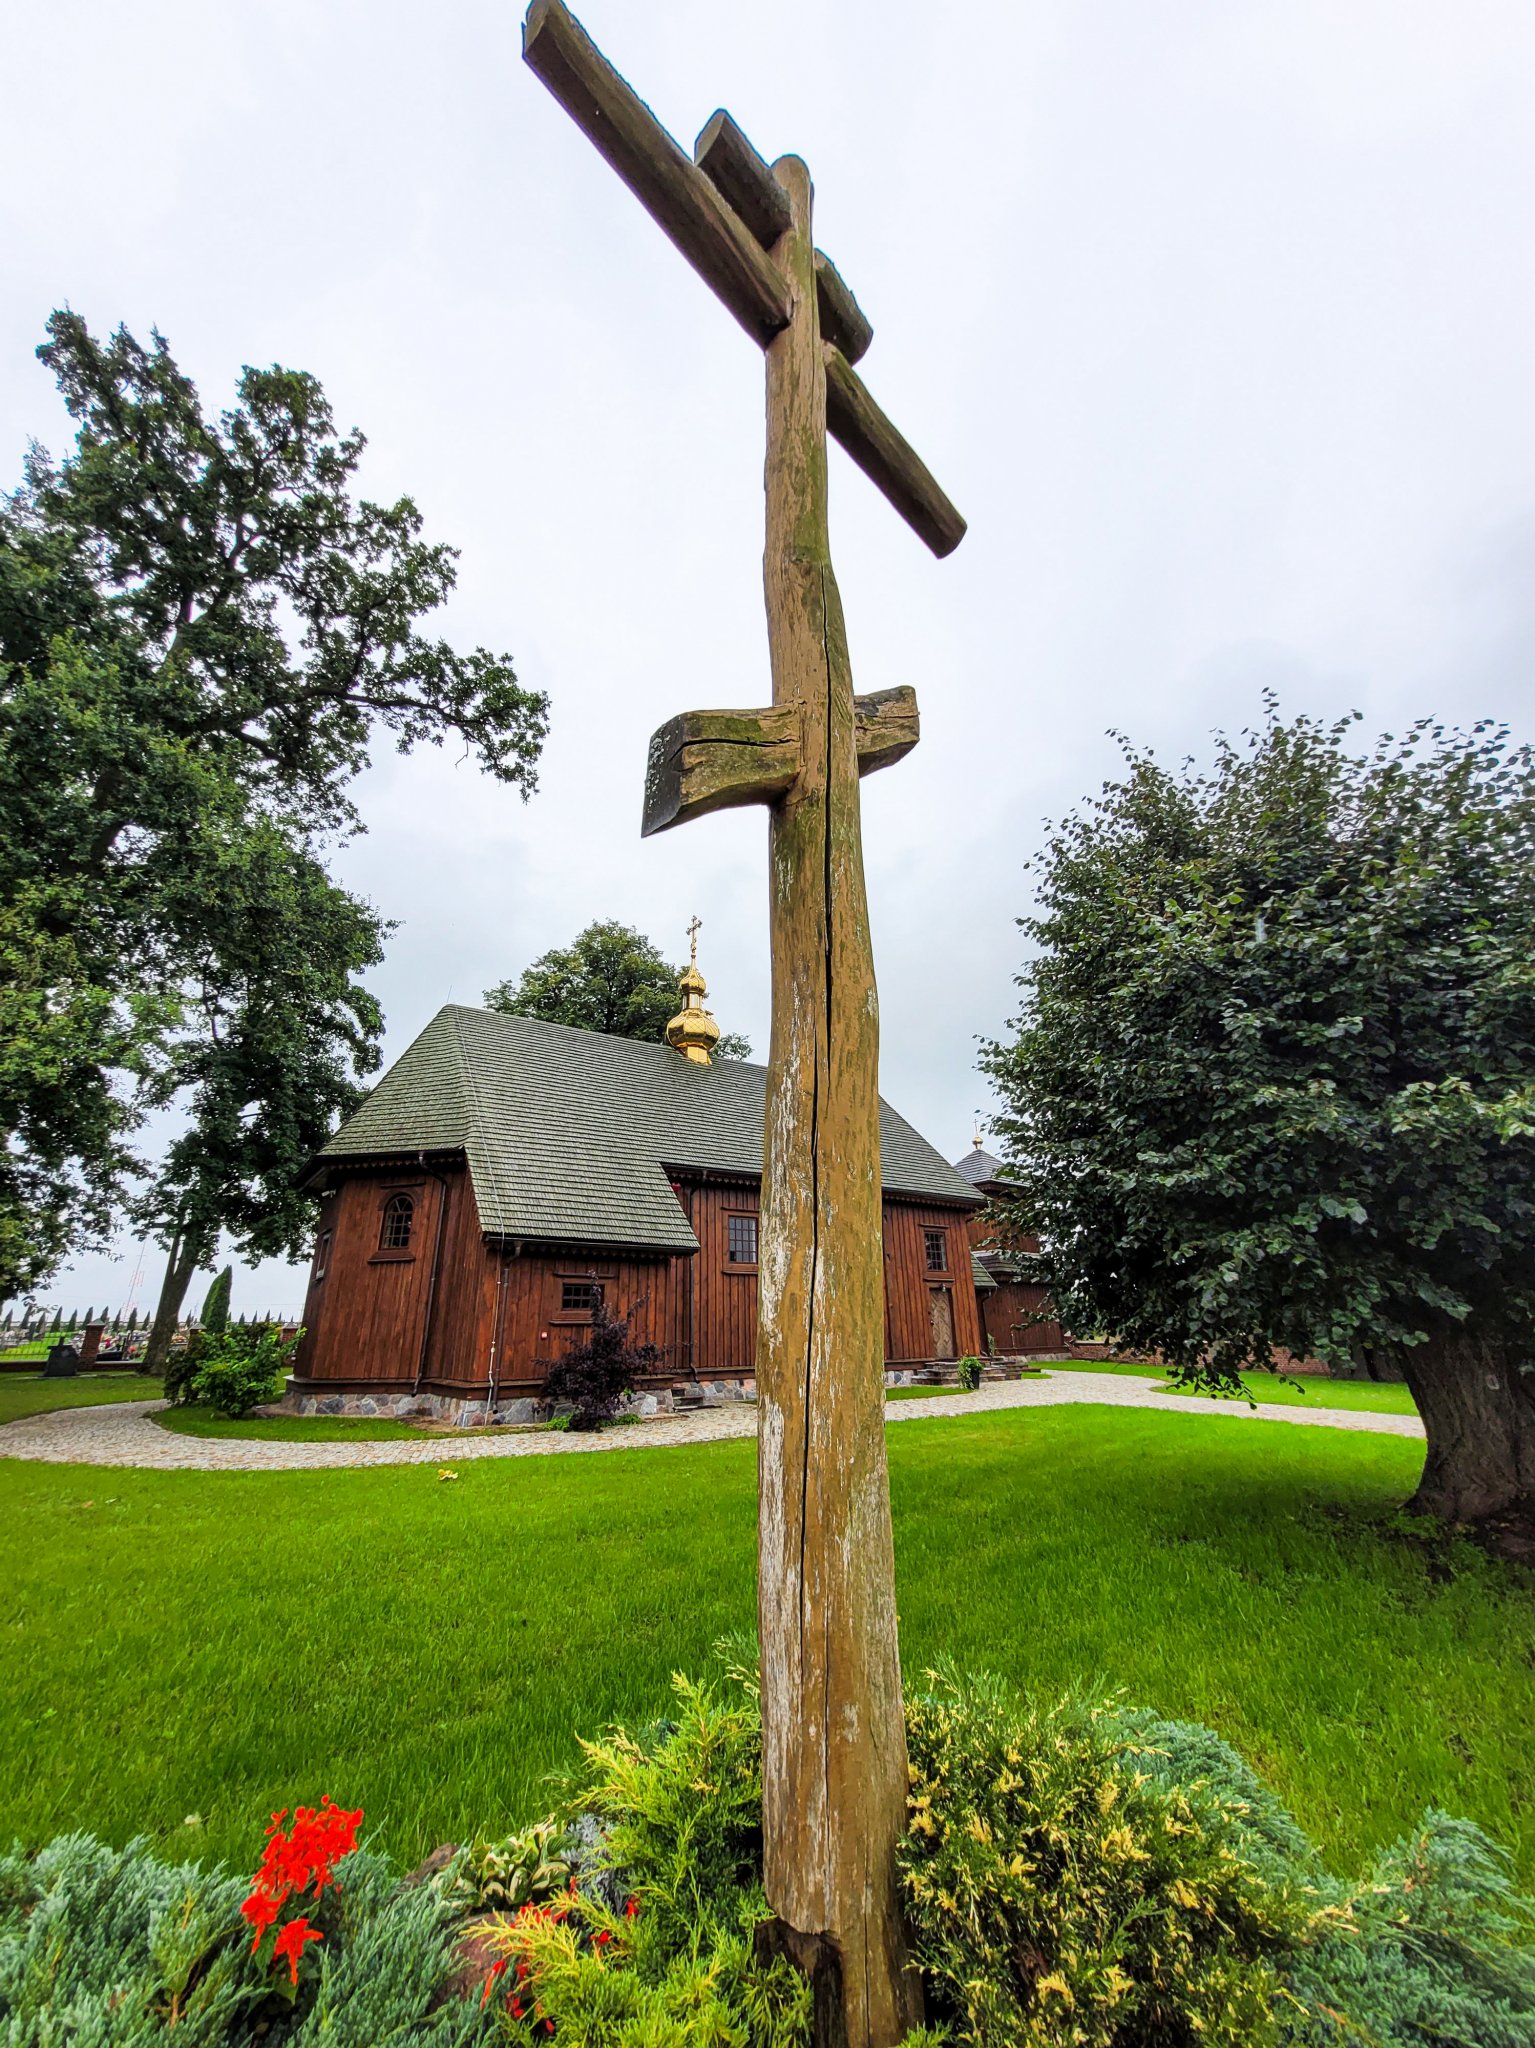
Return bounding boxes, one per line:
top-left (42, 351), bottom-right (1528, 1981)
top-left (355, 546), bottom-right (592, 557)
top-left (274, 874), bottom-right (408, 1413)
top-left (0, 312), bottom-right (548, 1294)
top-left (135, 819), bottom-right (386, 1375)
top-left (485, 919), bottom-right (752, 1059)
top-left (982, 706), bottom-right (1535, 1540)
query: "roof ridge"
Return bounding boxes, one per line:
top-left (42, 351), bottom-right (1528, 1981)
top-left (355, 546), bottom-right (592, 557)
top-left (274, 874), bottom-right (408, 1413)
top-left (441, 1002), bottom-right (769, 1071)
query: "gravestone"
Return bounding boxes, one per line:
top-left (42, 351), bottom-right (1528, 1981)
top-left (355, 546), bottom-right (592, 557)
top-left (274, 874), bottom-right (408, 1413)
top-left (42, 1342), bottom-right (79, 1379)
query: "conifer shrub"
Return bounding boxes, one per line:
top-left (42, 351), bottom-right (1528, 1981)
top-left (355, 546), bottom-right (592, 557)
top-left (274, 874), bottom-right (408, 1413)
top-left (0, 1830), bottom-right (493, 2043)
top-left (202, 1267), bottom-right (234, 1337)
top-left (3, 1658), bottom-right (1531, 2043)
top-left (955, 1356), bottom-right (984, 1391)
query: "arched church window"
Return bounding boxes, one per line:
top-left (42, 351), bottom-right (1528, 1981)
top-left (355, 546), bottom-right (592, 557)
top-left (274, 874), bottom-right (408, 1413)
top-left (379, 1192), bottom-right (415, 1251)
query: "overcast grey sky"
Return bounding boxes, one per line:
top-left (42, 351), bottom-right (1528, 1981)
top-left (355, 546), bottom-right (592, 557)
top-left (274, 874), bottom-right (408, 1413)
top-left (5, 0), bottom-right (1533, 1318)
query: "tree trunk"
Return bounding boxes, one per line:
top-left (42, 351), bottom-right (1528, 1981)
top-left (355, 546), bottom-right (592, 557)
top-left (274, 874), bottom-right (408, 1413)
top-left (754, 155), bottom-right (921, 2048)
top-left (1398, 1321), bottom-right (1535, 1549)
top-left (142, 1230), bottom-right (204, 1382)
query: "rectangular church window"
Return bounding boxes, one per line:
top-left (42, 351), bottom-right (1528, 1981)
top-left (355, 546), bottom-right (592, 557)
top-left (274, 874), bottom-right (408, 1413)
top-left (561, 1281), bottom-right (603, 1313)
top-left (924, 1228), bottom-right (948, 1272)
top-left (726, 1214), bottom-right (758, 1266)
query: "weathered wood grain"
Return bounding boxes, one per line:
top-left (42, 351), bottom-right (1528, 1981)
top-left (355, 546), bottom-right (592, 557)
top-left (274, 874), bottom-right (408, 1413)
top-left (642, 704), bottom-right (802, 836)
top-left (695, 108), bottom-right (792, 250)
top-left (756, 154), bottom-right (922, 2048)
top-left (522, 1), bottom-right (790, 346)
top-left (641, 689), bottom-right (917, 835)
top-left (694, 113), bottom-right (875, 366)
top-left (823, 343), bottom-right (967, 557)
top-left (854, 685), bottom-right (920, 776)
top-left (814, 251), bottom-right (874, 366)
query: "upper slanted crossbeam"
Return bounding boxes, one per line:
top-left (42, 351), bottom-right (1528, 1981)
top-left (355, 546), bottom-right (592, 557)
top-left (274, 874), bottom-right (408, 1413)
top-left (522, 0), bottom-right (966, 557)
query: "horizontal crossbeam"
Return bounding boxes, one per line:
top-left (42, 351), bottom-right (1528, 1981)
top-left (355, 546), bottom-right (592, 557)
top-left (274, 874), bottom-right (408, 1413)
top-left (641, 687), bottom-right (920, 837)
top-left (823, 347), bottom-right (967, 558)
top-left (694, 112), bottom-right (874, 363)
top-left (523, 0), bottom-right (791, 345)
top-left (523, 0), bottom-right (964, 556)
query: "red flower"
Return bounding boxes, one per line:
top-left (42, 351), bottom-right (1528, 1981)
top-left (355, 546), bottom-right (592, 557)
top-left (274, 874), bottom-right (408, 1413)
top-left (481, 1958), bottom-right (508, 2007)
top-left (624, 1895), bottom-right (639, 1918)
top-left (272, 1916), bottom-right (324, 1985)
top-left (240, 1888), bottom-right (283, 1950)
top-left (241, 1795), bottom-right (363, 1977)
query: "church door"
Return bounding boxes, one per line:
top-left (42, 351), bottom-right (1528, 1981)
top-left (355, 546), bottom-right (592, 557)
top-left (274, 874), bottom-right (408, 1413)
top-left (928, 1286), bottom-right (956, 1361)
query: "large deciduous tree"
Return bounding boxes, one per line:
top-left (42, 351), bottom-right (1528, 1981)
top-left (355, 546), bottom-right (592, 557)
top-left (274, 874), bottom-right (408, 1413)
top-left (0, 312), bottom-right (547, 1293)
top-left (135, 819), bottom-right (385, 1379)
top-left (485, 918), bottom-right (752, 1058)
top-left (982, 707), bottom-right (1535, 1548)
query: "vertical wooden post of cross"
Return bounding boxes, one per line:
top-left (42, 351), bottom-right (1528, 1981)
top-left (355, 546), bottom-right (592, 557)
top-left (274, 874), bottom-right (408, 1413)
top-left (753, 155), bottom-right (919, 2048)
top-left (521, 9), bottom-right (965, 2039)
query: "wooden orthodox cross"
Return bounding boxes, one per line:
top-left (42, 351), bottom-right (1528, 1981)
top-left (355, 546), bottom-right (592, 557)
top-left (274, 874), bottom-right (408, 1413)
top-left (522, 9), bottom-right (965, 2042)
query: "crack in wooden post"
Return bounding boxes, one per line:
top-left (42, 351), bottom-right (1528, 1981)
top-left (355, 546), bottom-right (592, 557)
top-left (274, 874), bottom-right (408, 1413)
top-left (754, 155), bottom-right (922, 2048)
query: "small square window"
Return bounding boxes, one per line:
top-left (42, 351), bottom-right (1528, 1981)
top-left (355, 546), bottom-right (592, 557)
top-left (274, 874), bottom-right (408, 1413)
top-left (727, 1214), bottom-right (758, 1265)
top-left (561, 1281), bottom-right (603, 1313)
top-left (924, 1229), bottom-right (948, 1273)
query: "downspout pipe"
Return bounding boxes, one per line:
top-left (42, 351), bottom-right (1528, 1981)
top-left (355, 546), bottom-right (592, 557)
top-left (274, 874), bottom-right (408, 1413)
top-left (412, 1155), bottom-right (452, 1397)
top-left (485, 1238), bottom-right (521, 1422)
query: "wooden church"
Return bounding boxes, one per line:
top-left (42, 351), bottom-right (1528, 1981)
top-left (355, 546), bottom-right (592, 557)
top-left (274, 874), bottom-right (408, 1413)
top-left (290, 944), bottom-right (1015, 1421)
top-left (953, 1141), bottom-right (1066, 1357)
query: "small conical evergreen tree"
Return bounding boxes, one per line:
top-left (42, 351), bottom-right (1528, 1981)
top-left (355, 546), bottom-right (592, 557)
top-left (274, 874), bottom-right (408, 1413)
top-left (201, 1267), bottom-right (233, 1336)
top-left (83, 1305), bottom-right (94, 1327)
top-left (49, 1307), bottom-right (62, 1333)
top-left (127, 1307), bottom-right (139, 1332)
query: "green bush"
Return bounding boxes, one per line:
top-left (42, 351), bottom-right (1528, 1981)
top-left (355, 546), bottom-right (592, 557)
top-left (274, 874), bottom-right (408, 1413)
top-left (191, 1325), bottom-right (301, 1419)
top-left (3, 1660), bottom-right (1530, 2043)
top-left (955, 1356), bottom-right (984, 1391)
top-left (478, 1656), bottom-right (811, 2048)
top-left (0, 1832), bottom-right (494, 2043)
top-left (900, 1672), bottom-right (1535, 2047)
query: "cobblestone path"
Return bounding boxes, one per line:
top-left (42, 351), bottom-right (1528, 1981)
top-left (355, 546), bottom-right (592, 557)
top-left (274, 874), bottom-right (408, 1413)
top-left (0, 1371), bottom-right (1422, 1473)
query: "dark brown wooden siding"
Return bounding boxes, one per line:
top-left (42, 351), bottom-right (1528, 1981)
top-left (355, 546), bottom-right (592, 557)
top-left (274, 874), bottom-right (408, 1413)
top-left (681, 1179), bottom-right (761, 1376)
top-left (882, 1200), bottom-right (984, 1363)
top-left (295, 1165), bottom-right (983, 1390)
top-left (979, 1280), bottom-right (1064, 1354)
top-left (491, 1251), bottom-right (682, 1389)
top-left (963, 1206), bottom-right (1066, 1355)
top-left (296, 1169), bottom-right (453, 1385)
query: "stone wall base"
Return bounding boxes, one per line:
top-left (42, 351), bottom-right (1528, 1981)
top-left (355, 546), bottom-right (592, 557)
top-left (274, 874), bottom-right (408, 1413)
top-left (277, 1358), bottom-right (1046, 1427)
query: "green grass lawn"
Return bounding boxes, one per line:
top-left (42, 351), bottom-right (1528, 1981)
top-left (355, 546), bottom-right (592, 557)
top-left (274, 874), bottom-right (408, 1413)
top-left (153, 1404), bottom-right (452, 1443)
top-left (0, 1373), bottom-right (162, 1426)
top-left (2, 1405), bottom-right (1528, 1890)
top-left (1047, 1359), bottom-right (1419, 1416)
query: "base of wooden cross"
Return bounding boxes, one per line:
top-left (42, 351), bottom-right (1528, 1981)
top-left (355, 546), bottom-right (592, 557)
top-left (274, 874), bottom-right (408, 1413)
top-left (754, 1920), bottom-right (851, 2048)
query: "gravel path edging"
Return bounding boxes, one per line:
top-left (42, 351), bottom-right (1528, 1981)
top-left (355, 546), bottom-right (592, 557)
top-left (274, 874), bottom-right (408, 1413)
top-left (0, 1370), bottom-right (1423, 1473)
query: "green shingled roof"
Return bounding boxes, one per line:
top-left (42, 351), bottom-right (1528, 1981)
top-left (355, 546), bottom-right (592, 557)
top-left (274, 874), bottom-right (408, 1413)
top-left (313, 1005), bottom-right (980, 1252)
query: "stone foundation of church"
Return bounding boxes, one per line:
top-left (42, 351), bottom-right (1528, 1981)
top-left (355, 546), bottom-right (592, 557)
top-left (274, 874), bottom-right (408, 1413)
top-left (277, 1358), bottom-right (1047, 1427)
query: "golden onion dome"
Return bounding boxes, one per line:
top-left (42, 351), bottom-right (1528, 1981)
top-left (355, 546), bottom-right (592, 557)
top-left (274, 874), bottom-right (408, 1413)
top-left (666, 918), bottom-right (723, 1065)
